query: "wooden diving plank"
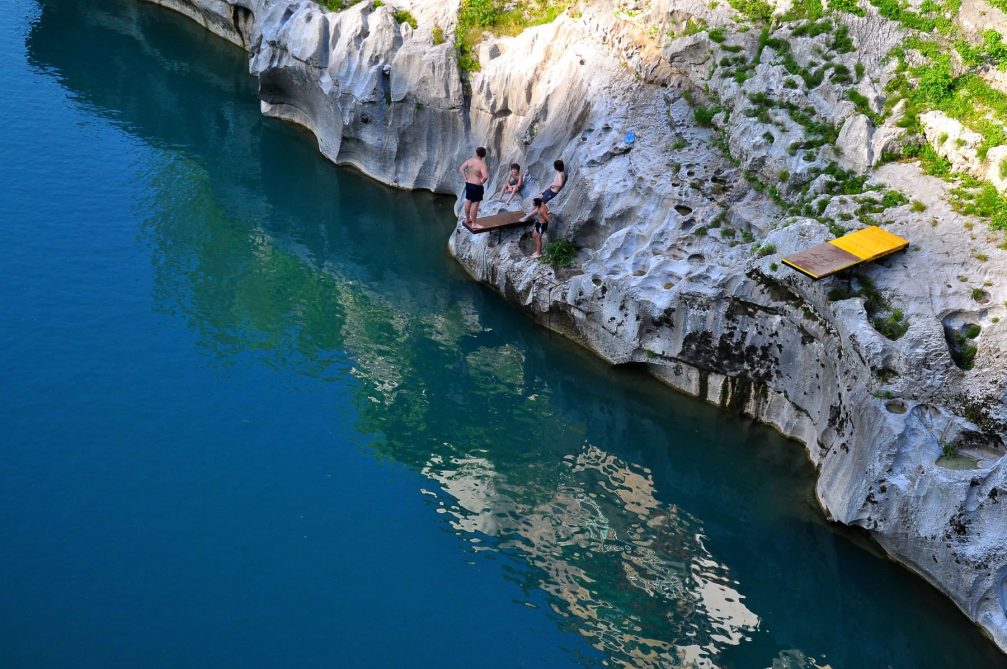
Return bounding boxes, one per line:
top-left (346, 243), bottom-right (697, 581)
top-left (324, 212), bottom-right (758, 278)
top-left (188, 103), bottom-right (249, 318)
top-left (463, 210), bottom-right (525, 234)
top-left (782, 244), bottom-right (861, 279)
top-left (782, 226), bottom-right (910, 280)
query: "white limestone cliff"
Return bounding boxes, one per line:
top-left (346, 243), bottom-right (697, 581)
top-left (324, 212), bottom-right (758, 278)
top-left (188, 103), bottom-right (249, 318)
top-left (139, 0), bottom-right (1007, 653)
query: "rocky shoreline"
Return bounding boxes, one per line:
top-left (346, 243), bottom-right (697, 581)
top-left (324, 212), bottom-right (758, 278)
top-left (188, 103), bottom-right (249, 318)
top-left (140, 0), bottom-right (1007, 652)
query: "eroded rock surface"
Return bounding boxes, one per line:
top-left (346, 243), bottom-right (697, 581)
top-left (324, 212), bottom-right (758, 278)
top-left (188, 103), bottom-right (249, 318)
top-left (141, 0), bottom-right (1007, 653)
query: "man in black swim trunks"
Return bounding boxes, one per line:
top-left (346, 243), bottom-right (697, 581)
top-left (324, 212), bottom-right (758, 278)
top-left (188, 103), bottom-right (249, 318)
top-left (519, 197), bottom-right (550, 258)
top-left (459, 147), bottom-right (489, 226)
top-left (540, 159), bottom-right (566, 203)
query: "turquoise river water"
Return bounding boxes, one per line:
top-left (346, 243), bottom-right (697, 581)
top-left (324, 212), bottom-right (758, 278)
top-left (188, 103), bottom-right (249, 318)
top-left (2, 1), bottom-right (1005, 667)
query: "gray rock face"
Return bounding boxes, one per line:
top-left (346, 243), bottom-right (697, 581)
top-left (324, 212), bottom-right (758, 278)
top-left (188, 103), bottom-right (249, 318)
top-left (142, 0), bottom-right (1007, 653)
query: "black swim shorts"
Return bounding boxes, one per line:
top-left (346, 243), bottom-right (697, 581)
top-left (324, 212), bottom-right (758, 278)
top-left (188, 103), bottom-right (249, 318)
top-left (465, 183), bottom-right (484, 203)
top-left (540, 187), bottom-right (558, 203)
top-left (534, 220), bottom-right (549, 235)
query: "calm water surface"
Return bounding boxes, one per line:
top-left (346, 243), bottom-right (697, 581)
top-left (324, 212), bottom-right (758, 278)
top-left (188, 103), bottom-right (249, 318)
top-left (2, 1), bottom-right (1005, 667)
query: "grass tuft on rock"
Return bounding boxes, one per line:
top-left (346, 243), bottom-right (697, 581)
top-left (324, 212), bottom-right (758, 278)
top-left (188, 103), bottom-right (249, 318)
top-left (456, 0), bottom-right (570, 71)
top-left (540, 239), bottom-right (577, 268)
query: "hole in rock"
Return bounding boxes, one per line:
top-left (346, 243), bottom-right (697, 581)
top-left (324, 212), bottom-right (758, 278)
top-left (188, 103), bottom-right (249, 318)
top-left (875, 367), bottom-right (900, 384)
top-left (675, 204), bottom-right (693, 216)
top-left (936, 430), bottom-right (1004, 469)
top-left (942, 312), bottom-right (981, 370)
top-left (687, 253), bottom-right (705, 264)
top-left (885, 400), bottom-right (907, 414)
top-left (972, 288), bottom-right (991, 304)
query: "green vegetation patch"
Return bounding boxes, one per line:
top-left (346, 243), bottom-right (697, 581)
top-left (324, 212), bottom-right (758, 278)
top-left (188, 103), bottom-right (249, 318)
top-left (456, 0), bottom-right (570, 71)
top-left (883, 31), bottom-right (1007, 233)
top-left (728, 0), bottom-right (775, 22)
top-left (947, 324), bottom-right (979, 369)
top-left (867, 0), bottom-right (960, 34)
top-left (393, 9), bottom-right (418, 28)
top-left (828, 274), bottom-right (909, 339)
top-left (694, 104), bottom-right (722, 127)
top-left (320, 0), bottom-right (364, 11)
top-left (540, 239), bottom-right (577, 267)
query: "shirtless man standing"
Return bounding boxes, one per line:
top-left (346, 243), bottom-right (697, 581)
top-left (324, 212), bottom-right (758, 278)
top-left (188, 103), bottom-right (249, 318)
top-left (459, 147), bottom-right (489, 225)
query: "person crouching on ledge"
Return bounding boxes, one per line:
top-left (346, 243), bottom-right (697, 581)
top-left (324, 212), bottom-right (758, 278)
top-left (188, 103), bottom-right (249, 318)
top-left (520, 197), bottom-right (550, 258)
top-left (540, 159), bottom-right (566, 203)
top-left (459, 146), bottom-right (489, 225)
top-left (493, 163), bottom-right (523, 204)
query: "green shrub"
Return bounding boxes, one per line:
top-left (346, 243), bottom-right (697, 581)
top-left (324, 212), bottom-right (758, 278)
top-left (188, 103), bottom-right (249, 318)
top-left (321, 0), bottom-right (363, 10)
top-left (950, 181), bottom-right (1007, 230)
top-left (676, 17), bottom-right (709, 38)
top-left (432, 25), bottom-right (445, 44)
top-left (873, 309), bottom-right (908, 340)
top-left (920, 144), bottom-right (952, 176)
top-left (910, 200), bottom-right (927, 212)
top-left (791, 19), bottom-right (832, 37)
top-left (540, 239), bottom-right (577, 267)
top-left (780, 0), bottom-right (825, 19)
top-left (881, 190), bottom-right (908, 208)
top-left (728, 0), bottom-right (774, 22)
top-left (913, 59), bottom-right (956, 105)
top-left (832, 25), bottom-right (854, 53)
top-left (831, 63), bottom-right (853, 84)
top-left (694, 105), bottom-right (722, 127)
top-left (456, 0), bottom-right (569, 71)
top-left (828, 0), bottom-right (866, 14)
top-left (956, 30), bottom-right (1007, 69)
top-left (847, 89), bottom-right (881, 123)
top-left (1000, 159), bottom-right (1007, 180)
top-left (949, 329), bottom-right (978, 369)
top-left (757, 243), bottom-right (777, 256)
top-left (394, 9), bottom-right (418, 28)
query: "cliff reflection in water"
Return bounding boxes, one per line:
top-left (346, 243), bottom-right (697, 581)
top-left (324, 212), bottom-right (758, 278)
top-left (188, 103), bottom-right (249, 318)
top-left (24, 1), bottom-right (1007, 667)
top-left (136, 161), bottom-right (763, 666)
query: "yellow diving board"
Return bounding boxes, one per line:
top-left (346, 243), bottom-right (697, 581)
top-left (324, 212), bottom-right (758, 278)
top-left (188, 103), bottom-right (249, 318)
top-left (782, 227), bottom-right (909, 280)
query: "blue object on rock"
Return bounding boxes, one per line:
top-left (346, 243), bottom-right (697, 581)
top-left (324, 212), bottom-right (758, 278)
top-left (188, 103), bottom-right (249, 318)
top-left (624, 130), bottom-right (636, 144)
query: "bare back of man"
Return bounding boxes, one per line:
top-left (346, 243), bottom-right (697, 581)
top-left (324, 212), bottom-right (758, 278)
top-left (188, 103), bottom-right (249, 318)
top-left (459, 147), bottom-right (489, 225)
top-left (540, 159), bottom-right (567, 204)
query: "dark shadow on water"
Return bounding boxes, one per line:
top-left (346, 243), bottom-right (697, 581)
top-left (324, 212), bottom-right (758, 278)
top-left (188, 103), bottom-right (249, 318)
top-left (24, 1), bottom-right (1007, 667)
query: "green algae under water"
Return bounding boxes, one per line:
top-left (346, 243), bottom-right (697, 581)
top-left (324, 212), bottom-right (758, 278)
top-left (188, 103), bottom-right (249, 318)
top-left (1, 1), bottom-right (1005, 667)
